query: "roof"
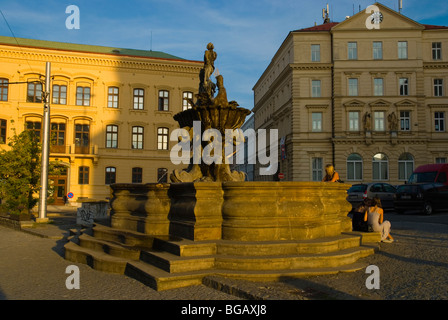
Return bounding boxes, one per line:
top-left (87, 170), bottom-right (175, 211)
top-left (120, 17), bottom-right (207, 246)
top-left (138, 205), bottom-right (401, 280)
top-left (0, 35), bottom-right (187, 61)
top-left (293, 22), bottom-right (339, 33)
top-left (293, 22), bottom-right (448, 33)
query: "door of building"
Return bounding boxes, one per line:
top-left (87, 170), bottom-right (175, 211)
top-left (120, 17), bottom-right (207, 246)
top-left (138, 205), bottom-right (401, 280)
top-left (50, 167), bottom-right (68, 205)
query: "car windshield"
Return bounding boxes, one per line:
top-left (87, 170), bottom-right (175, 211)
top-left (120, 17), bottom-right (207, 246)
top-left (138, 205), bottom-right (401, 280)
top-left (397, 185), bottom-right (419, 193)
top-left (348, 185), bottom-right (367, 193)
top-left (408, 171), bottom-right (437, 183)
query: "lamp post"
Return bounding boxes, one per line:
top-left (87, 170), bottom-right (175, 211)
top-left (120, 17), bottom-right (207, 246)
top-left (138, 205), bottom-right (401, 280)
top-left (37, 62), bottom-right (51, 223)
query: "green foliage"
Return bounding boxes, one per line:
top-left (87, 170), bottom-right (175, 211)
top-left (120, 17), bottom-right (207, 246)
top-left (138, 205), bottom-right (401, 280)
top-left (0, 128), bottom-right (41, 215)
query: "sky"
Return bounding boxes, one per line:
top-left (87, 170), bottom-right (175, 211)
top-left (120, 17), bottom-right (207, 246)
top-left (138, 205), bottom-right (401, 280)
top-left (1, 0), bottom-right (447, 110)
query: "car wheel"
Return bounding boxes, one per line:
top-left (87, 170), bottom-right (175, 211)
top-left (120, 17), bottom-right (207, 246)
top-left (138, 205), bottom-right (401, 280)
top-left (423, 202), bottom-right (433, 215)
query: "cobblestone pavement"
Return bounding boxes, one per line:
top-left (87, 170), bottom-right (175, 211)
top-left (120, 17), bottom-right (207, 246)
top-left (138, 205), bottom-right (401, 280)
top-left (1, 207), bottom-right (447, 302)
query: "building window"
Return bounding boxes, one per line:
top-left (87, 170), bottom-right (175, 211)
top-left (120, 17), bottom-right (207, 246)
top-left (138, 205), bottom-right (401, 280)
top-left (78, 166), bottom-right (89, 184)
top-left (132, 167), bottom-right (143, 183)
top-left (347, 153), bottom-right (363, 181)
top-left (26, 121), bottom-right (42, 142)
top-left (373, 41), bottom-right (383, 60)
top-left (398, 153), bottom-right (414, 181)
top-left (432, 42), bottom-right (442, 60)
top-left (311, 80), bottom-right (321, 97)
top-left (106, 125), bottom-right (118, 148)
top-left (374, 111), bottom-right (385, 131)
top-left (400, 111), bottom-right (410, 131)
top-left (348, 78), bottom-right (358, 96)
top-left (312, 157), bottom-right (323, 182)
top-left (157, 168), bottom-right (168, 183)
top-left (76, 86), bottom-right (91, 106)
top-left (373, 153), bottom-right (388, 180)
top-left (398, 41), bottom-right (408, 59)
top-left (0, 78), bottom-right (9, 101)
top-left (311, 44), bottom-right (320, 62)
top-left (434, 79), bottom-right (443, 97)
top-left (436, 157), bottom-right (447, 164)
top-left (133, 88), bottom-right (144, 110)
top-left (374, 78), bottom-right (384, 96)
top-left (105, 167), bottom-right (116, 185)
top-left (74, 123), bottom-right (90, 154)
top-left (158, 90), bottom-right (169, 111)
top-left (108, 87), bottom-right (119, 108)
top-left (27, 82), bottom-right (42, 103)
top-left (311, 113), bottom-right (322, 132)
top-left (435, 112), bottom-right (445, 132)
top-left (183, 91), bottom-right (193, 110)
top-left (399, 78), bottom-right (409, 96)
top-left (52, 85), bottom-right (67, 105)
top-left (348, 42), bottom-right (357, 60)
top-left (132, 126), bottom-right (144, 149)
top-left (50, 123), bottom-right (66, 153)
top-left (348, 112), bottom-right (360, 131)
top-left (0, 119), bottom-right (6, 144)
top-left (157, 127), bottom-right (169, 150)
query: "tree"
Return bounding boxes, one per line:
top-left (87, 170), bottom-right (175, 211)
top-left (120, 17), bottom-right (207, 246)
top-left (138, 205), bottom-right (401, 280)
top-left (0, 128), bottom-right (41, 216)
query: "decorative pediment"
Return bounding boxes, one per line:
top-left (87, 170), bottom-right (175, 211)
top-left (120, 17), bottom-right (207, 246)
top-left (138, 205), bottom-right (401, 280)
top-left (331, 2), bottom-right (425, 32)
top-left (395, 99), bottom-right (416, 108)
top-left (343, 99), bottom-right (365, 109)
top-left (369, 99), bottom-right (391, 108)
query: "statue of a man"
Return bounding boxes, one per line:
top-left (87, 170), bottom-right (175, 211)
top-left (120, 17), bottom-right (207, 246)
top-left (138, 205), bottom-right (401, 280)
top-left (363, 112), bottom-right (371, 131)
top-left (388, 112), bottom-right (398, 131)
top-left (204, 43), bottom-right (217, 86)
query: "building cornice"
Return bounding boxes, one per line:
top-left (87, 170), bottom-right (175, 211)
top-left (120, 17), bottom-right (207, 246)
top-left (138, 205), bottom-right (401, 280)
top-left (0, 47), bottom-right (202, 74)
top-left (291, 63), bottom-right (332, 71)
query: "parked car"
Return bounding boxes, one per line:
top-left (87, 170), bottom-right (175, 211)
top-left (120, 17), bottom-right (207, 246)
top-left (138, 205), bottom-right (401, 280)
top-left (394, 183), bottom-right (448, 215)
top-left (347, 183), bottom-right (397, 210)
top-left (408, 164), bottom-right (448, 186)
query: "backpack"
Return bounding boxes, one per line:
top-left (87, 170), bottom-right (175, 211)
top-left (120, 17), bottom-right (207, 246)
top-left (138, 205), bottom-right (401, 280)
top-left (352, 211), bottom-right (370, 232)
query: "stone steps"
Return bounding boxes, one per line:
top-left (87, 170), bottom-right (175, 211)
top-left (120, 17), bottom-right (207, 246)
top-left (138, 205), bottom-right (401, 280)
top-left (151, 234), bottom-right (366, 257)
top-left (64, 224), bottom-right (380, 291)
top-left (141, 245), bottom-right (375, 273)
top-left (124, 260), bottom-right (369, 292)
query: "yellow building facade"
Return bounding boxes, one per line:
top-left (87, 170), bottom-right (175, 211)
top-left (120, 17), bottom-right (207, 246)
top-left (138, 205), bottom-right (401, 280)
top-left (253, 3), bottom-right (448, 185)
top-left (0, 36), bottom-right (201, 204)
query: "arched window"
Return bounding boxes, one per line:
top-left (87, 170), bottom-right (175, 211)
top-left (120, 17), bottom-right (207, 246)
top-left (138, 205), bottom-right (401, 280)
top-left (347, 153), bottom-right (363, 181)
top-left (398, 153), bottom-right (414, 181)
top-left (373, 153), bottom-right (388, 180)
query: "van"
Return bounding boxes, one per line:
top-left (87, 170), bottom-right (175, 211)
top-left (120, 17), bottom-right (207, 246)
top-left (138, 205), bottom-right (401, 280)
top-left (408, 164), bottom-right (448, 186)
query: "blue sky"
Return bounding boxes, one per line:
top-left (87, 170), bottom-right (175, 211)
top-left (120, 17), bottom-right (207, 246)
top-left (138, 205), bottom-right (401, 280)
top-left (1, 0), bottom-right (447, 110)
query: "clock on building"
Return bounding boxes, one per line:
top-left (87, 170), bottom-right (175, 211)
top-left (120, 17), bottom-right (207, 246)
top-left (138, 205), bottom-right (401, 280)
top-left (371, 11), bottom-right (383, 24)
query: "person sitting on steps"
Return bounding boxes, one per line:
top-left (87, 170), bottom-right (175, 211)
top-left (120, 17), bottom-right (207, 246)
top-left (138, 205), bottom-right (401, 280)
top-left (364, 197), bottom-right (394, 243)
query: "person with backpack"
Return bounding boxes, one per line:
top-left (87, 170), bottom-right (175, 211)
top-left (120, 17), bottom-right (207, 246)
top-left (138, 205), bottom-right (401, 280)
top-left (364, 197), bottom-right (394, 243)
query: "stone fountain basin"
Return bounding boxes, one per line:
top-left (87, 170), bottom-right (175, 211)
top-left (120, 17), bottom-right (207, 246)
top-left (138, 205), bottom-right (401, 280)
top-left (109, 181), bottom-right (352, 242)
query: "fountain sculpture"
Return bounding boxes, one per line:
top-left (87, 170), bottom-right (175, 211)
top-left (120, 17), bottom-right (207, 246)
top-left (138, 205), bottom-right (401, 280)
top-left (170, 42), bottom-right (250, 183)
top-left (64, 43), bottom-right (379, 291)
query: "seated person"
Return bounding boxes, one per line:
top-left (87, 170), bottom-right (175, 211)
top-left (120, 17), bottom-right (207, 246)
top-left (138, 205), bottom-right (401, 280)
top-left (364, 197), bottom-right (394, 243)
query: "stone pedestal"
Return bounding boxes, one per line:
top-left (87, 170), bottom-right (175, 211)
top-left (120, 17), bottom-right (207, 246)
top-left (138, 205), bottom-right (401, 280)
top-left (109, 181), bottom-right (352, 242)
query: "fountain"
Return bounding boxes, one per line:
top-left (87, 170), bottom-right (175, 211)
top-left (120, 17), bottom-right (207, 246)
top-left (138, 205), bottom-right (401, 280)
top-left (64, 44), bottom-right (379, 291)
